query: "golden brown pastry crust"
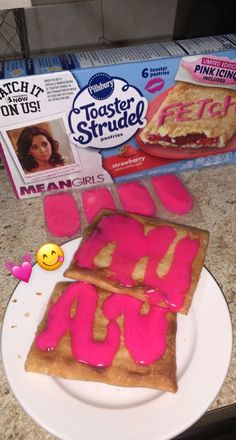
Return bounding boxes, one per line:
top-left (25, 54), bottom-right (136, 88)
top-left (64, 210), bottom-right (209, 314)
top-left (140, 82), bottom-right (236, 148)
top-left (25, 282), bottom-right (177, 392)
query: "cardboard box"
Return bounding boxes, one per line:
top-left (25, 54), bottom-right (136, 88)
top-left (0, 33), bottom-right (236, 199)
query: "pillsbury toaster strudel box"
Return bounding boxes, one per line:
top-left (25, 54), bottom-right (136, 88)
top-left (0, 33), bottom-right (236, 199)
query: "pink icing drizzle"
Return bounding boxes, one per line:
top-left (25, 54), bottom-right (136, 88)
top-left (75, 214), bottom-right (200, 311)
top-left (36, 282), bottom-right (169, 366)
top-left (151, 175), bottom-right (193, 215)
top-left (82, 187), bottom-right (116, 223)
top-left (117, 181), bottom-right (156, 215)
top-left (43, 192), bottom-right (80, 237)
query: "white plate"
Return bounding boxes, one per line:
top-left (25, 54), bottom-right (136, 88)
top-left (1, 239), bottom-right (233, 440)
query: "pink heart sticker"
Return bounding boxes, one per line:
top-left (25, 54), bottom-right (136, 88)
top-left (11, 261), bottom-right (32, 283)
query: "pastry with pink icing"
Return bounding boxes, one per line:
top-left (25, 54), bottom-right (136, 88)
top-left (140, 82), bottom-right (236, 149)
top-left (82, 187), bottom-right (116, 223)
top-left (43, 192), bottom-right (80, 237)
top-left (151, 174), bottom-right (193, 215)
top-left (25, 281), bottom-right (177, 392)
top-left (117, 181), bottom-right (156, 215)
top-left (64, 210), bottom-right (209, 314)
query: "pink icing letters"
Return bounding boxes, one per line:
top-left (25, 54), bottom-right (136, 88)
top-left (208, 101), bottom-right (222, 117)
top-left (36, 282), bottom-right (120, 367)
top-left (175, 101), bottom-right (194, 122)
top-left (223, 95), bottom-right (236, 115)
top-left (75, 214), bottom-right (200, 311)
top-left (158, 103), bottom-right (181, 125)
top-left (195, 98), bottom-right (213, 119)
top-left (157, 95), bottom-right (236, 126)
top-left (36, 282), bottom-right (169, 366)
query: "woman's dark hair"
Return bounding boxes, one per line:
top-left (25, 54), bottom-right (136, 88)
top-left (17, 125), bottom-right (64, 171)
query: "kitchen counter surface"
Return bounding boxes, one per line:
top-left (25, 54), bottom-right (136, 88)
top-left (0, 163), bottom-right (235, 439)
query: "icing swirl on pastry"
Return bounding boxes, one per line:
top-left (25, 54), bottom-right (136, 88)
top-left (75, 214), bottom-right (200, 311)
top-left (36, 282), bottom-right (169, 367)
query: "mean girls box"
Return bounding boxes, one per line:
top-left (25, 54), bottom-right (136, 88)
top-left (0, 33), bottom-right (236, 199)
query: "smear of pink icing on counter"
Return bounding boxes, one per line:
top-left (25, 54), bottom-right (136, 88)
top-left (36, 282), bottom-right (169, 366)
top-left (117, 181), bottom-right (156, 215)
top-left (82, 187), bottom-right (116, 223)
top-left (75, 214), bottom-right (200, 311)
top-left (151, 174), bottom-right (193, 215)
top-left (43, 192), bottom-right (81, 237)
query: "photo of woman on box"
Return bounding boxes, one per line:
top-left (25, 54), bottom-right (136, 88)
top-left (17, 126), bottom-right (65, 173)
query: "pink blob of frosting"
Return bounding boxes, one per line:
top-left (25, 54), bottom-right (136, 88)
top-left (43, 192), bottom-right (80, 237)
top-left (82, 187), bottom-right (116, 223)
top-left (117, 181), bottom-right (156, 215)
top-left (151, 174), bottom-right (193, 215)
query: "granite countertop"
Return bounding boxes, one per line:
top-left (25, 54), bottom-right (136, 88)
top-left (0, 164), bottom-right (235, 439)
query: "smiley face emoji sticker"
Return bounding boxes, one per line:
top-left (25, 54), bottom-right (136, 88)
top-left (36, 243), bottom-right (64, 271)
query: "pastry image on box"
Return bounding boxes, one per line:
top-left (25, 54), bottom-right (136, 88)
top-left (64, 210), bottom-right (209, 314)
top-left (140, 81), bottom-right (236, 149)
top-left (25, 281), bottom-right (177, 392)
